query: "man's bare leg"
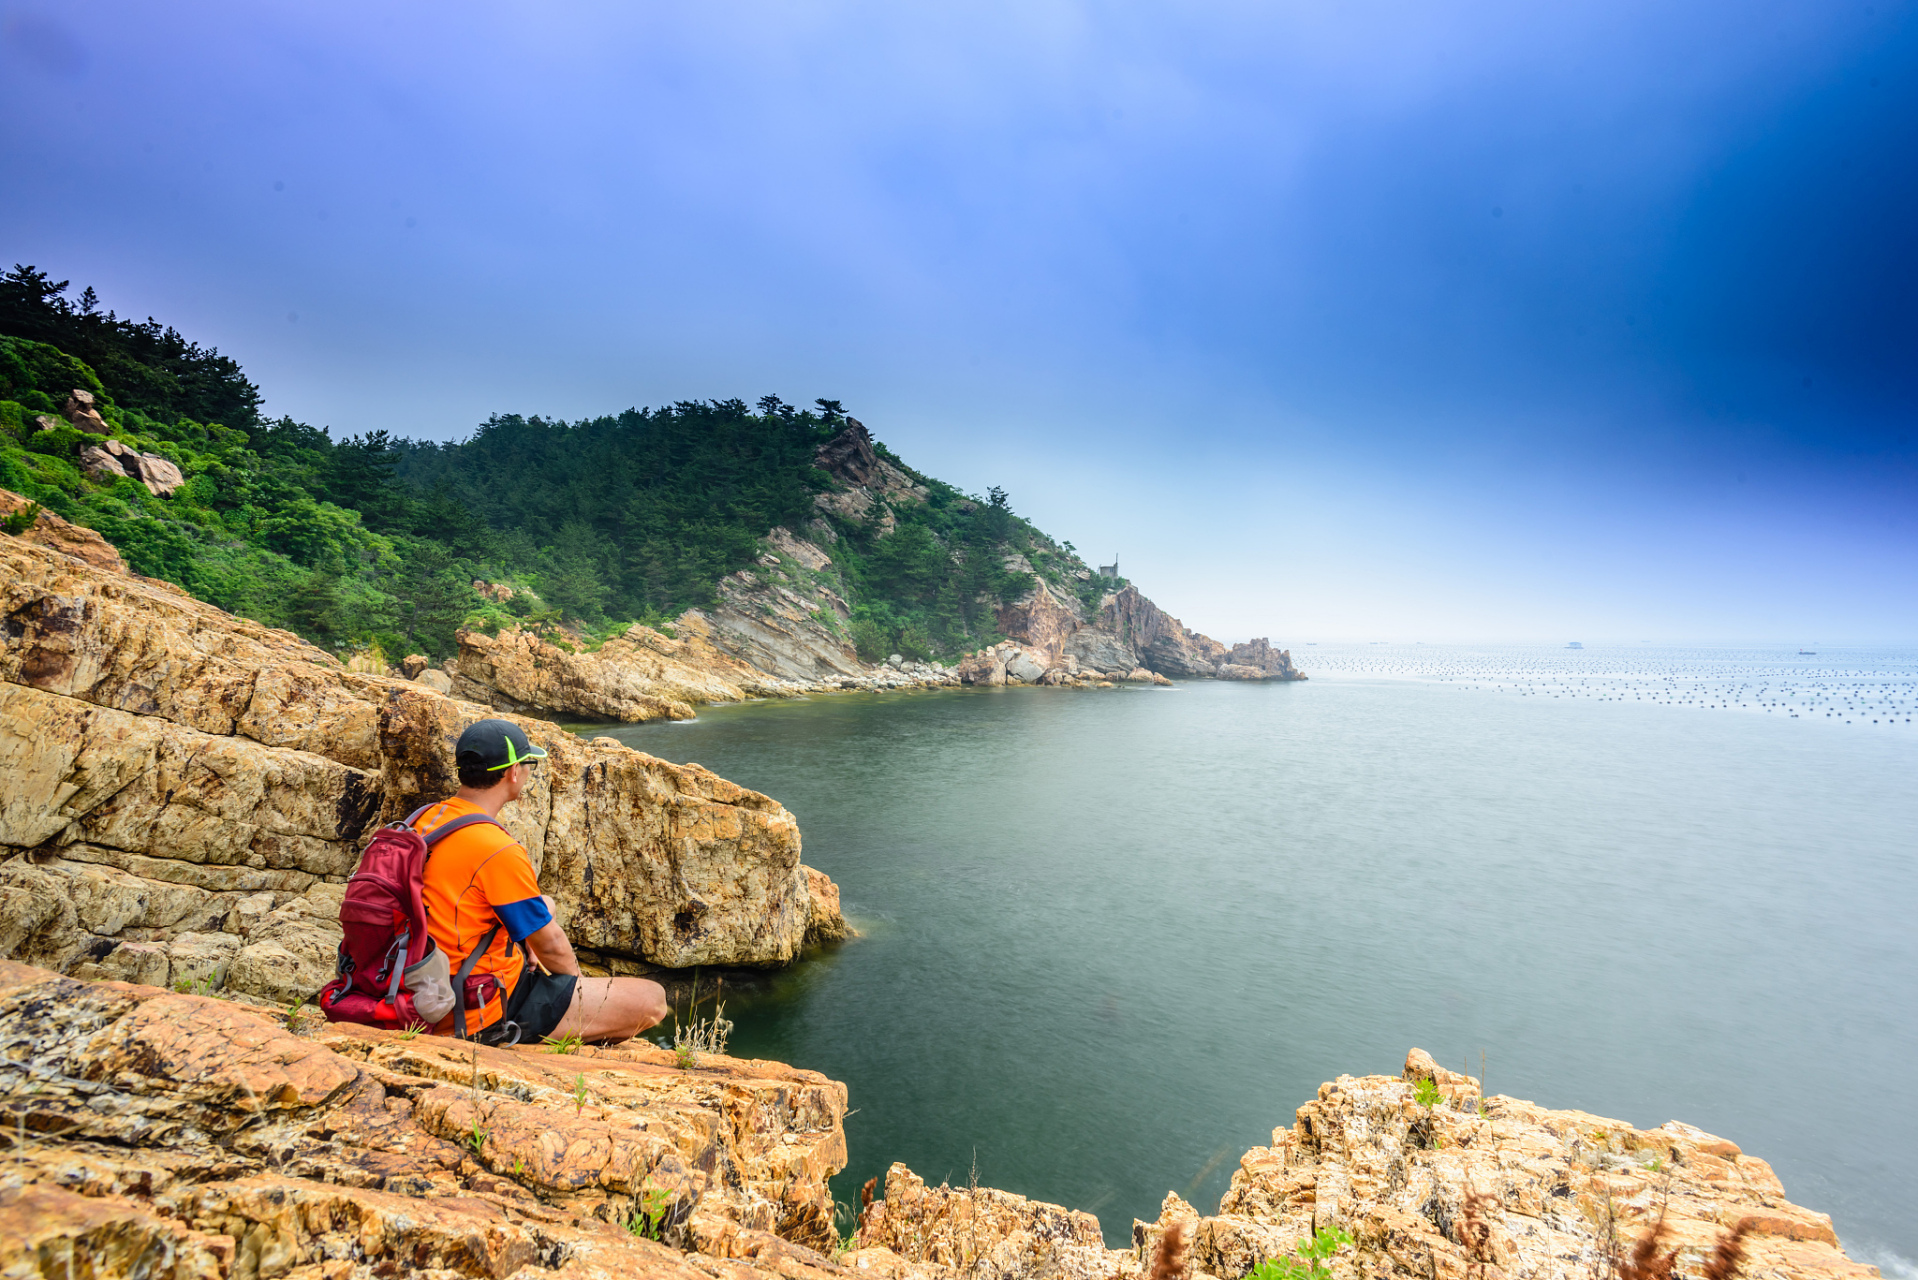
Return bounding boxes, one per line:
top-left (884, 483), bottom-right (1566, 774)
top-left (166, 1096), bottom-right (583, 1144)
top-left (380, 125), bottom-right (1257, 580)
top-left (550, 976), bottom-right (667, 1044)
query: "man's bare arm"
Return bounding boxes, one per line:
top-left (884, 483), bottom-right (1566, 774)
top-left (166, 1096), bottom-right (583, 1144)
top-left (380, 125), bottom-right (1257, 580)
top-left (523, 896), bottom-right (581, 976)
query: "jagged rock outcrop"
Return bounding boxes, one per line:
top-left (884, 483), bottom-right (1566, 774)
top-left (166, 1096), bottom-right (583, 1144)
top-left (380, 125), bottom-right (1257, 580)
top-left (1221, 638), bottom-right (1301, 680)
top-left (963, 580), bottom-right (1300, 688)
top-left (849, 1049), bottom-right (1875, 1280)
top-left (0, 959), bottom-right (854, 1278)
top-left (850, 1163), bottom-right (1118, 1280)
top-left (814, 420), bottom-right (931, 519)
top-left (0, 532), bottom-right (847, 1002)
top-left (1139, 1048), bottom-right (1869, 1280)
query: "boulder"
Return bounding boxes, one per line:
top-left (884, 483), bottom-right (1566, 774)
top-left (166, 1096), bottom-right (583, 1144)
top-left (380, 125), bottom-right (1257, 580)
top-left (1063, 623), bottom-right (1138, 674)
top-left (400, 653), bottom-right (429, 678)
top-left (0, 537), bottom-right (847, 996)
top-left (62, 388), bottom-right (112, 434)
top-left (1003, 648), bottom-right (1048, 683)
top-left (74, 443), bottom-right (185, 496)
top-left (79, 443), bottom-right (131, 482)
top-left (413, 667), bottom-right (453, 694)
top-left (957, 650), bottom-right (1007, 686)
top-left (92, 939), bottom-right (169, 986)
top-left (166, 930), bottom-right (240, 989)
top-left (132, 451), bottom-right (184, 497)
top-left (803, 865), bottom-right (850, 947)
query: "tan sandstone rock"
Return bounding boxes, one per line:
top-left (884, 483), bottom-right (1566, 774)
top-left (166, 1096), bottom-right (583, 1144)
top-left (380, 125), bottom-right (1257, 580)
top-left (0, 960), bottom-right (852, 1279)
top-left (63, 387), bottom-right (113, 434)
top-left (453, 625), bottom-right (735, 722)
top-left (1131, 1048), bottom-right (1875, 1280)
top-left (0, 537), bottom-right (847, 998)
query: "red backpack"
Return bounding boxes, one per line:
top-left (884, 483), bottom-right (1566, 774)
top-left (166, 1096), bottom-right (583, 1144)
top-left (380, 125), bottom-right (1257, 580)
top-left (318, 804), bottom-right (511, 1038)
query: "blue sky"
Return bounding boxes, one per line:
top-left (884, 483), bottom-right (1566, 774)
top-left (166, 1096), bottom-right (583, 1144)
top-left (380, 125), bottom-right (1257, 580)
top-left (4, 0), bottom-right (1913, 642)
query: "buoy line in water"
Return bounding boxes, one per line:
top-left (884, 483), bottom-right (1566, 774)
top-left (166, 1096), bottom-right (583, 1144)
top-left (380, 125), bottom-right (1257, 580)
top-left (1293, 644), bottom-right (1918, 728)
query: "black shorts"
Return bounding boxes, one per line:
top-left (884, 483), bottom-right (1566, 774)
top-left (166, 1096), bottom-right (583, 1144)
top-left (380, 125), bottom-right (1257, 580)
top-left (499, 967), bottom-right (578, 1044)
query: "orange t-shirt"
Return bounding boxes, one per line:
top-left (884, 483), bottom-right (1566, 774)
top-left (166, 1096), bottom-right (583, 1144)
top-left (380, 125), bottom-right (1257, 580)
top-left (416, 798), bottom-right (550, 1033)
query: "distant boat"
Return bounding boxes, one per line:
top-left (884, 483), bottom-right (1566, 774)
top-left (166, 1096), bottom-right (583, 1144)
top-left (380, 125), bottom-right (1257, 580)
top-left (1566, 641), bottom-right (1583, 650)
top-left (1798, 650), bottom-right (1817, 655)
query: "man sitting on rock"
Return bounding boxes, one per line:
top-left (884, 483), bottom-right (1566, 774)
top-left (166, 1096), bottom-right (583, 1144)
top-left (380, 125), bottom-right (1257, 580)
top-left (417, 718), bottom-right (668, 1045)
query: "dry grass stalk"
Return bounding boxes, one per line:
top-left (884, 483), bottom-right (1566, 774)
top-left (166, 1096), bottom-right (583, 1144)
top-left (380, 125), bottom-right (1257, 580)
top-left (1612, 1206), bottom-right (1678, 1280)
top-left (1701, 1219), bottom-right (1755, 1280)
top-left (1149, 1221), bottom-right (1190, 1280)
top-left (1459, 1184), bottom-right (1500, 1277)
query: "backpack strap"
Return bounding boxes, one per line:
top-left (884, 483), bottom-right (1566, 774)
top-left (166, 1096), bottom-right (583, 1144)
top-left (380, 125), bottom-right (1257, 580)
top-left (415, 806), bottom-right (520, 1039)
top-left (452, 923), bottom-right (501, 1040)
top-left (418, 811), bottom-right (509, 847)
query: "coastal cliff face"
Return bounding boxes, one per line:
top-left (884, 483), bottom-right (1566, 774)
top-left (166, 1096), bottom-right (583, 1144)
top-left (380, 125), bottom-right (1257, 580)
top-left (1, 1007), bottom-right (1873, 1280)
top-left (0, 531), bottom-right (847, 1002)
top-left (958, 582), bottom-right (1302, 688)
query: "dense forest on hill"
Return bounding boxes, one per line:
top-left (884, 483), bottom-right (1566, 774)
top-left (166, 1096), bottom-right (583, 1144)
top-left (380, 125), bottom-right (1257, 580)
top-left (0, 265), bottom-right (1065, 664)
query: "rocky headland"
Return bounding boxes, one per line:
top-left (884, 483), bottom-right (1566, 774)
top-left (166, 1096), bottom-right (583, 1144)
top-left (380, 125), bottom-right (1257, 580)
top-left (408, 421), bottom-right (1302, 726)
top-left (0, 530), bottom-right (846, 1006)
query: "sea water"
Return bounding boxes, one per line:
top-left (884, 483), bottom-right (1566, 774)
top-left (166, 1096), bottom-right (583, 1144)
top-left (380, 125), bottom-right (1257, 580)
top-left (607, 645), bottom-right (1918, 1269)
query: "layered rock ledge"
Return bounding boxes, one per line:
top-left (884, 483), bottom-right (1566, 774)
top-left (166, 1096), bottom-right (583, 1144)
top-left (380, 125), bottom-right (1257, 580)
top-left (0, 960), bottom-right (852, 1280)
top-left (0, 534), bottom-right (846, 1005)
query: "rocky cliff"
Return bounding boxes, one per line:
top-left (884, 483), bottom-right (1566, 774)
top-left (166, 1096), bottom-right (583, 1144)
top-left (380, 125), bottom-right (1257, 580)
top-left (955, 582), bottom-right (1302, 688)
top-left (447, 541), bottom-right (964, 726)
top-left (850, 1048), bottom-right (1873, 1280)
top-left (0, 527), bottom-right (847, 1006)
top-left (0, 997), bottom-right (1873, 1280)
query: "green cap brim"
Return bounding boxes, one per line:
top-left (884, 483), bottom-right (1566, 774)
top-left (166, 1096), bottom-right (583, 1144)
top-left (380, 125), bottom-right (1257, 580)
top-left (486, 737), bottom-right (549, 769)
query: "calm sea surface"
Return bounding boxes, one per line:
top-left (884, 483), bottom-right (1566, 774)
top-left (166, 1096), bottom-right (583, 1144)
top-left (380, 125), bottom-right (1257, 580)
top-left (605, 645), bottom-right (1918, 1270)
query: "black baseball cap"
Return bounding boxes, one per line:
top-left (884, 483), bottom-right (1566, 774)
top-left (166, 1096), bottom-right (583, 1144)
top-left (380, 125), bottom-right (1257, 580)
top-left (455, 718), bottom-right (549, 773)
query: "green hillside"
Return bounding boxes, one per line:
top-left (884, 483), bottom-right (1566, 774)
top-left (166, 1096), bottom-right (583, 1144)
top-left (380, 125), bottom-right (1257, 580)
top-left (1, 265), bottom-right (1094, 665)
